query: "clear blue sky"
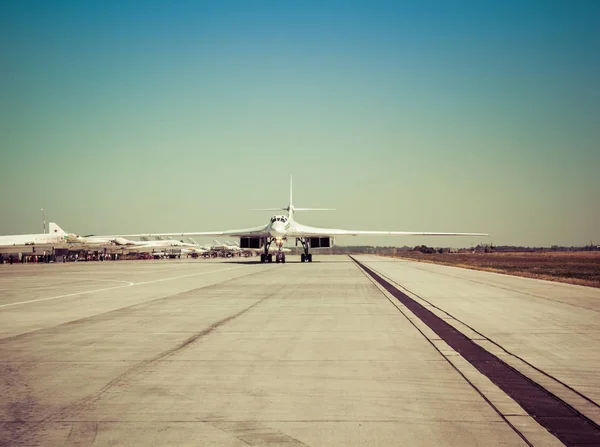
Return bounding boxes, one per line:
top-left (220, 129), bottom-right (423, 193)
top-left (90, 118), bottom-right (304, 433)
top-left (1, 1), bottom-right (599, 246)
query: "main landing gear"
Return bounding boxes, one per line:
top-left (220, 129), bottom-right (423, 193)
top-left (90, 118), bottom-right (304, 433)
top-left (297, 238), bottom-right (312, 263)
top-left (300, 253), bottom-right (312, 263)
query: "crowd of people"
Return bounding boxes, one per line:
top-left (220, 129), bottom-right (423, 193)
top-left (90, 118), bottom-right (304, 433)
top-left (0, 253), bottom-right (55, 264)
top-left (0, 252), bottom-right (120, 264)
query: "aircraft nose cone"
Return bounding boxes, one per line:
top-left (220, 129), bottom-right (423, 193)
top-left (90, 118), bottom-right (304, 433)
top-left (270, 223), bottom-right (286, 238)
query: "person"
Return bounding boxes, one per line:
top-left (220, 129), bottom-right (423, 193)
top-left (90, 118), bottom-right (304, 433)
top-left (9, 255), bottom-right (14, 265)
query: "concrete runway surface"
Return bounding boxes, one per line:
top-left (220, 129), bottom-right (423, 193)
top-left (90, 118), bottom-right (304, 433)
top-left (0, 255), bottom-right (599, 446)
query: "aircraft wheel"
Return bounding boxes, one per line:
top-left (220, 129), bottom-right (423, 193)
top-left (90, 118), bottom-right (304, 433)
top-left (301, 253), bottom-right (305, 263)
top-left (281, 253), bottom-right (286, 264)
top-left (308, 254), bottom-right (313, 262)
top-left (268, 254), bottom-right (273, 263)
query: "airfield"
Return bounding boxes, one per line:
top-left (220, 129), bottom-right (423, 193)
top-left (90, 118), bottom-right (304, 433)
top-left (1, 255), bottom-right (599, 446)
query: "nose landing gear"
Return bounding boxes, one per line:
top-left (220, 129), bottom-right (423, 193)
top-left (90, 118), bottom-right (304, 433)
top-left (260, 238), bottom-right (286, 264)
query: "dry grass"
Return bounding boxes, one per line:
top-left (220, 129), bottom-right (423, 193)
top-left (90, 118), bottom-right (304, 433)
top-left (386, 251), bottom-right (600, 288)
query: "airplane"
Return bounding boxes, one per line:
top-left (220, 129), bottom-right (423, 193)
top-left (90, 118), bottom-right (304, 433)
top-left (109, 177), bottom-right (488, 264)
top-left (0, 222), bottom-right (71, 254)
top-left (178, 239), bottom-right (210, 257)
top-left (118, 237), bottom-right (205, 257)
top-left (71, 234), bottom-right (140, 248)
top-left (219, 240), bottom-right (243, 257)
top-left (0, 223), bottom-right (192, 258)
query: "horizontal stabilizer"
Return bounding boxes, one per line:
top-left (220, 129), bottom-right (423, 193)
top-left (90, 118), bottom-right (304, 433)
top-left (251, 208), bottom-right (286, 211)
top-left (294, 208), bottom-right (336, 211)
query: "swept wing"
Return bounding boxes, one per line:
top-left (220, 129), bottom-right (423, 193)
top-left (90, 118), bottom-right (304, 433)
top-left (288, 222), bottom-right (487, 237)
top-left (107, 223), bottom-right (271, 239)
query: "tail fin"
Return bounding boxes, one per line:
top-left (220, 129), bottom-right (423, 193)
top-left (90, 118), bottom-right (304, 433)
top-left (289, 175), bottom-right (293, 212)
top-left (48, 222), bottom-right (67, 235)
top-left (252, 176), bottom-right (334, 218)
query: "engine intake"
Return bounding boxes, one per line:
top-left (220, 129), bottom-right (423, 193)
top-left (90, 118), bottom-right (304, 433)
top-left (308, 237), bottom-right (334, 248)
top-left (240, 237), bottom-right (264, 249)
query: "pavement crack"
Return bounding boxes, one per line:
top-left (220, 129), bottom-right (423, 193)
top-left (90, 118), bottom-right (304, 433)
top-left (0, 276), bottom-right (284, 447)
top-left (0, 264), bottom-right (268, 343)
top-left (62, 286), bottom-right (283, 413)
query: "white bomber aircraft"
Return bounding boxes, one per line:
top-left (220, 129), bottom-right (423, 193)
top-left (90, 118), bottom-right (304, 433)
top-left (112, 177), bottom-right (488, 264)
top-left (0, 223), bottom-right (70, 252)
top-left (0, 222), bottom-right (145, 255)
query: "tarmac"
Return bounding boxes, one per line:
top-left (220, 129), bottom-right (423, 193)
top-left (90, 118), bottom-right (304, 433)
top-left (0, 255), bottom-right (599, 446)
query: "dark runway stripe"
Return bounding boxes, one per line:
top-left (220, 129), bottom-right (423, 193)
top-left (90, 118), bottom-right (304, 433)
top-left (352, 257), bottom-right (600, 447)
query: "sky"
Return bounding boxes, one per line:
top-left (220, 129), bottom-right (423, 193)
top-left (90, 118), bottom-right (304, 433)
top-left (1, 0), bottom-right (599, 247)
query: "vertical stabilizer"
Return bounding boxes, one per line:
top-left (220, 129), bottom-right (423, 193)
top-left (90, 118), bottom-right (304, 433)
top-left (252, 176), bottom-right (333, 217)
top-left (48, 222), bottom-right (66, 236)
top-left (288, 175), bottom-right (294, 221)
top-left (289, 175), bottom-right (293, 209)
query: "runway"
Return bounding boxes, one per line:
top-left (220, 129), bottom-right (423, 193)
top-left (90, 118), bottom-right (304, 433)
top-left (1, 255), bottom-right (599, 446)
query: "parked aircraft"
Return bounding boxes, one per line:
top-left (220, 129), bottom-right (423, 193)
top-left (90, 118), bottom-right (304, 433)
top-left (71, 234), bottom-right (140, 249)
top-left (219, 240), bottom-right (243, 256)
top-left (125, 237), bottom-right (205, 256)
top-left (110, 177), bottom-right (488, 264)
top-left (0, 223), bottom-right (200, 258)
top-left (0, 223), bottom-right (70, 253)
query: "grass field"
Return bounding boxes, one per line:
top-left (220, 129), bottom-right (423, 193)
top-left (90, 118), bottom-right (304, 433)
top-left (387, 251), bottom-right (600, 288)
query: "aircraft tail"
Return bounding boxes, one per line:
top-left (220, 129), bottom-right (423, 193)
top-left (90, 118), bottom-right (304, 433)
top-left (48, 222), bottom-right (67, 236)
top-left (289, 174), bottom-right (293, 212)
top-left (252, 176), bottom-right (335, 219)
